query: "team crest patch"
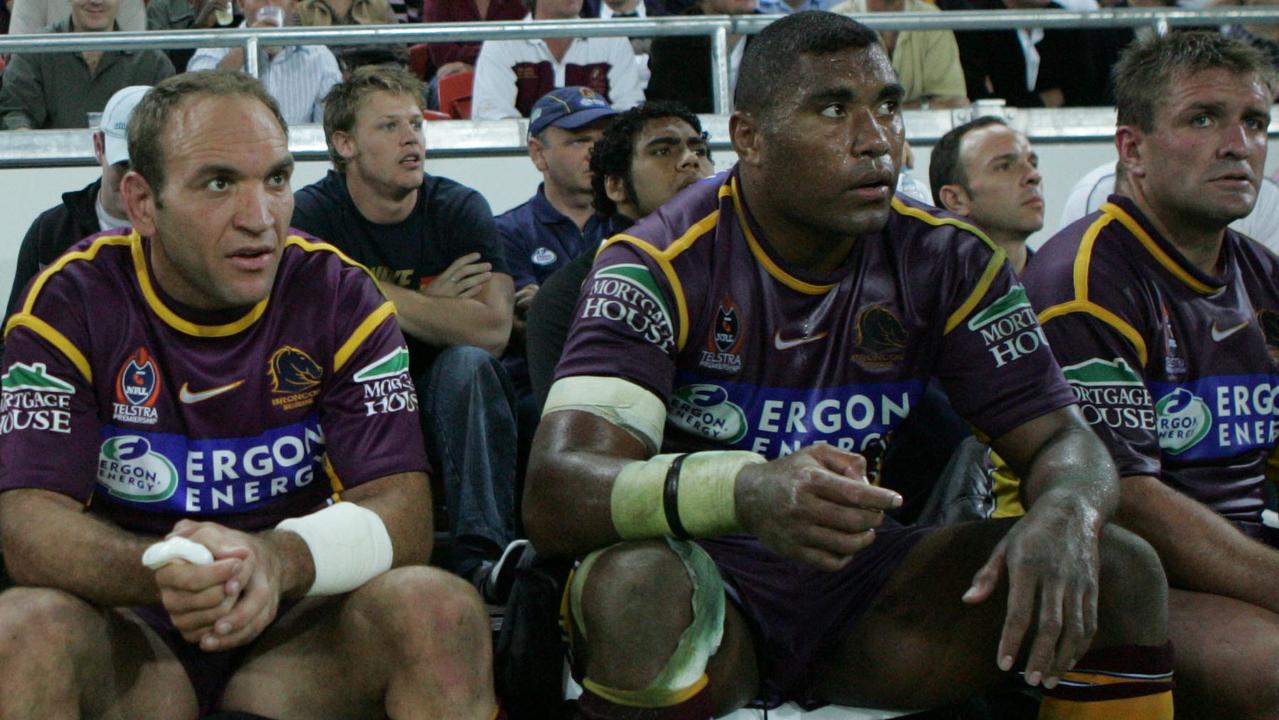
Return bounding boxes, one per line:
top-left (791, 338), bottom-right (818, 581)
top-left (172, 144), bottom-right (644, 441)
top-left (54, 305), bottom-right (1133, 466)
top-left (699, 297), bottom-right (744, 374)
top-left (113, 347), bottom-right (161, 425)
top-left (269, 346), bottom-right (323, 411)
top-left (852, 305), bottom-right (907, 369)
top-left (0, 362), bottom-right (74, 435)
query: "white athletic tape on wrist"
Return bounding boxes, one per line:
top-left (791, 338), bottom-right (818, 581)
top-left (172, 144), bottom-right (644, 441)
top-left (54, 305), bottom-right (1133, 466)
top-left (610, 450), bottom-right (764, 540)
top-left (276, 502), bottom-right (393, 596)
top-left (543, 376), bottom-right (666, 453)
top-left (142, 536), bottom-right (214, 569)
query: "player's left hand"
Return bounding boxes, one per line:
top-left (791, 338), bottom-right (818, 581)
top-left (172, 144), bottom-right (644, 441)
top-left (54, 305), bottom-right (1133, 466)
top-left (426, 252), bottom-right (492, 300)
top-left (961, 495), bottom-right (1101, 689)
top-left (164, 519), bottom-right (287, 653)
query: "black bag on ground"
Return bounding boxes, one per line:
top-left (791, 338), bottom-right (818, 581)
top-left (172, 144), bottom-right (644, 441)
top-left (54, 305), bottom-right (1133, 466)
top-left (493, 547), bottom-right (574, 719)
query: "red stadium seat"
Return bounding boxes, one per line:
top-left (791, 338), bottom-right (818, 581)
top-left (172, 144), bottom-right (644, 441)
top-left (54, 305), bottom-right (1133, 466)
top-left (408, 43), bottom-right (432, 81)
top-left (438, 70), bottom-right (473, 119)
top-left (422, 109), bottom-right (452, 121)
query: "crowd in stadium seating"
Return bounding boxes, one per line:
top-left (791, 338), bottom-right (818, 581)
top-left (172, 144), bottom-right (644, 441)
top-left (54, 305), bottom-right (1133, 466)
top-left (0, 0), bottom-right (1276, 130)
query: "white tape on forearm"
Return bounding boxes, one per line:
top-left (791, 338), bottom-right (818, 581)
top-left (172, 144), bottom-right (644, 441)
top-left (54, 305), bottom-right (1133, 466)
top-left (276, 502), bottom-right (394, 596)
top-left (677, 451), bottom-right (764, 537)
top-left (610, 450), bottom-right (764, 540)
top-left (142, 536), bottom-right (214, 569)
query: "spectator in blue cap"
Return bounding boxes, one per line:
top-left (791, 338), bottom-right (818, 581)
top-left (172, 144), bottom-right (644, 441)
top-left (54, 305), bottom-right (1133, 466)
top-left (495, 87), bottom-right (619, 471)
top-left (497, 87), bottom-right (619, 364)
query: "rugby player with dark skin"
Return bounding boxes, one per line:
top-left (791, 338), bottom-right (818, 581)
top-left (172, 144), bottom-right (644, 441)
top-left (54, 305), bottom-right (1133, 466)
top-left (526, 24), bottom-right (1168, 715)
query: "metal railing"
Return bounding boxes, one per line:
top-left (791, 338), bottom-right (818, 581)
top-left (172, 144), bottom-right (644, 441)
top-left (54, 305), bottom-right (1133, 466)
top-left (2, 8), bottom-right (1279, 112)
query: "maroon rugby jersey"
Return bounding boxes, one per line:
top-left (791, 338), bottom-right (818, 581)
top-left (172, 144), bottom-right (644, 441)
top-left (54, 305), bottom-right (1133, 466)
top-left (1025, 196), bottom-right (1279, 529)
top-left (0, 230), bottom-right (428, 535)
top-left (555, 168), bottom-right (1075, 474)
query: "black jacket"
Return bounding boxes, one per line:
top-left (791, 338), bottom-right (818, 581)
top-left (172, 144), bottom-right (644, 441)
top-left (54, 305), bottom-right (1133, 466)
top-left (3, 178), bottom-right (104, 358)
top-left (646, 7), bottom-right (753, 113)
top-left (936, 0), bottom-right (1119, 107)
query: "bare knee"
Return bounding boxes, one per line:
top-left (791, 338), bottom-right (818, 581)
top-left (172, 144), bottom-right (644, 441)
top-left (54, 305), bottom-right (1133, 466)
top-left (1095, 525), bottom-right (1168, 646)
top-left (578, 541), bottom-right (695, 687)
top-left (0, 587), bottom-right (97, 659)
top-left (373, 567), bottom-right (491, 662)
top-left (0, 587), bottom-right (103, 708)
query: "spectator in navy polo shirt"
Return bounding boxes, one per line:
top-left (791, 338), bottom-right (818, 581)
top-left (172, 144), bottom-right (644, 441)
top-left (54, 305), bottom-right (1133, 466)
top-left (495, 87), bottom-right (618, 385)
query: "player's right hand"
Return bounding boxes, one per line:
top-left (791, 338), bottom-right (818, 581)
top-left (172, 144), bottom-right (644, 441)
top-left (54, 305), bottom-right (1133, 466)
top-left (734, 444), bottom-right (902, 571)
top-left (153, 521), bottom-right (253, 644)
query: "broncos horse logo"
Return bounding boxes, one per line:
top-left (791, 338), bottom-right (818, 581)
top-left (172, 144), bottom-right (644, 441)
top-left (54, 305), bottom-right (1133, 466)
top-left (268, 346), bottom-right (323, 394)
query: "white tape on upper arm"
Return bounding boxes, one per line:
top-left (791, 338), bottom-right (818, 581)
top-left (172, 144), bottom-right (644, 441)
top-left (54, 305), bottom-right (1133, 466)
top-left (543, 375), bottom-right (666, 453)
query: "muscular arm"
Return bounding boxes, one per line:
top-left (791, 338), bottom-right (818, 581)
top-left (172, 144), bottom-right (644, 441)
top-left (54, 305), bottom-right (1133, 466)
top-left (0, 470), bottom-right (430, 608)
top-left (525, 409), bottom-right (650, 557)
top-left (381, 273), bottom-right (513, 357)
top-left (526, 407), bottom-right (900, 566)
top-left (970, 405), bottom-right (1120, 682)
top-left (0, 488), bottom-right (164, 606)
top-left (993, 404), bottom-right (1118, 527)
top-left (1115, 474), bottom-right (1279, 614)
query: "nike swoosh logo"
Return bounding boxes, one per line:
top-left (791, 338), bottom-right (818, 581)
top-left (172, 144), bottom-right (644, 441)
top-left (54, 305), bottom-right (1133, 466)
top-left (1211, 321), bottom-right (1250, 342)
top-left (773, 330), bottom-right (828, 350)
top-left (179, 380), bottom-right (245, 404)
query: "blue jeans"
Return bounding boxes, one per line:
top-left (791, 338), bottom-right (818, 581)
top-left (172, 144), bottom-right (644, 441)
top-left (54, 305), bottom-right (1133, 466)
top-left (416, 346), bottom-right (518, 578)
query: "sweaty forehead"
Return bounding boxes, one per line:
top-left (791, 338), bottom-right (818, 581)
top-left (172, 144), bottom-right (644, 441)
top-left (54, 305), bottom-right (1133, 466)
top-left (792, 46), bottom-right (897, 97)
top-left (1162, 67), bottom-right (1271, 113)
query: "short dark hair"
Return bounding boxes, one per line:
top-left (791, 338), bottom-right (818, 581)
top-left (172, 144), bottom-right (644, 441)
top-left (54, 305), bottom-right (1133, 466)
top-left (1114, 31), bottom-right (1272, 132)
top-left (929, 115), bottom-right (1008, 205)
top-left (128, 71), bottom-right (286, 200)
top-left (322, 64), bottom-right (426, 173)
top-left (734, 11), bottom-right (880, 125)
top-left (590, 101), bottom-right (705, 217)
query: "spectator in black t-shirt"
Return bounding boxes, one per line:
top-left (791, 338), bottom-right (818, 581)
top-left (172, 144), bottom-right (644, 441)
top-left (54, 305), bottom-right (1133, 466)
top-left (292, 65), bottom-right (525, 603)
